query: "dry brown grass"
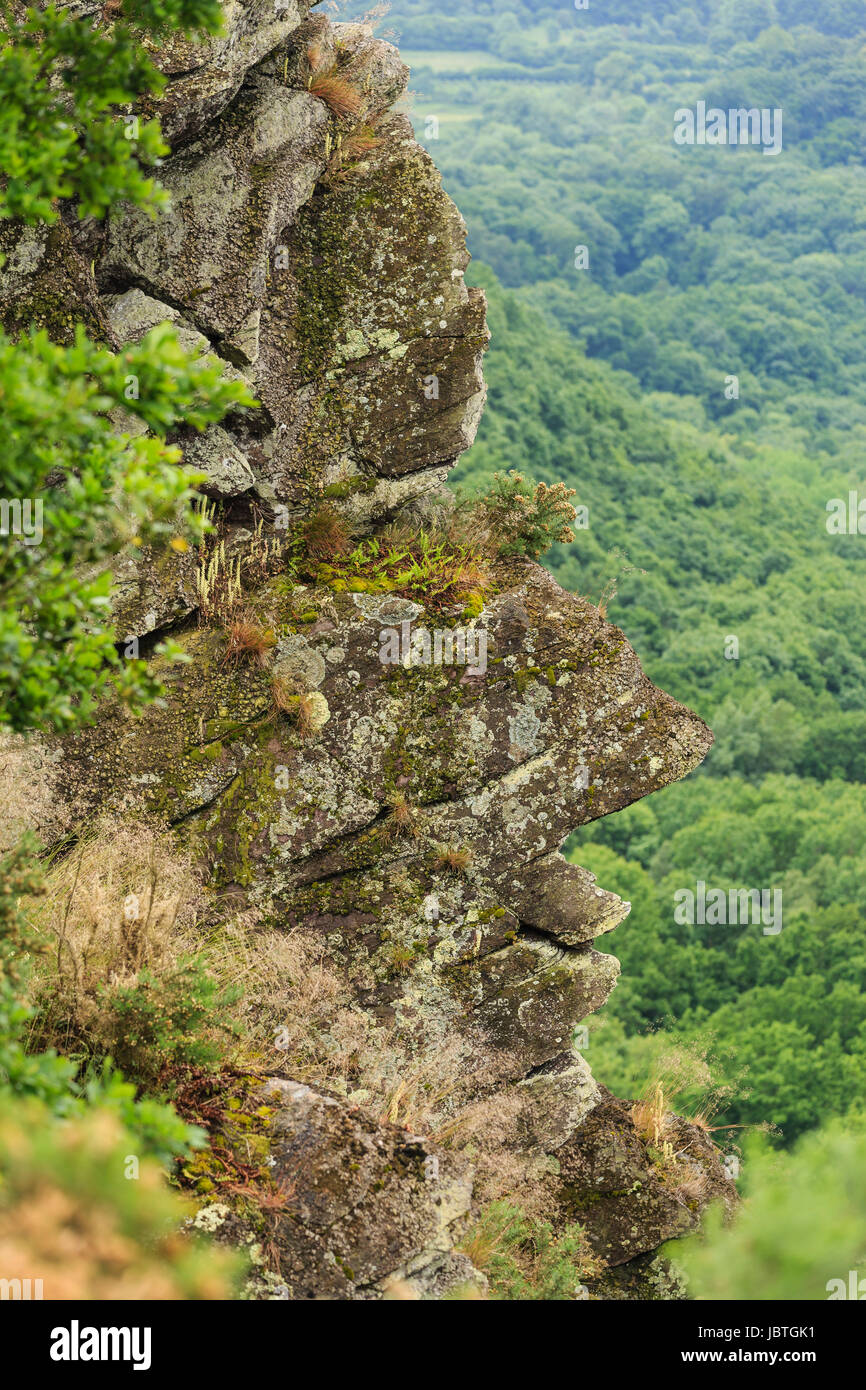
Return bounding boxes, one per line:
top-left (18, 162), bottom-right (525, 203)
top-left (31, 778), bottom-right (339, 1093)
top-left (269, 673), bottom-right (296, 719)
top-left (448, 555), bottom-right (493, 597)
top-left (340, 122), bottom-right (382, 161)
top-left (204, 918), bottom-right (477, 1133)
top-left (302, 504), bottom-right (352, 561)
top-left (210, 921), bottom-right (394, 1095)
top-left (445, 507), bottom-right (494, 559)
top-left (632, 1079), bottom-right (673, 1149)
top-left (295, 689), bottom-right (328, 740)
top-left (222, 615), bottom-right (276, 669)
top-left (305, 45), bottom-right (366, 119)
top-left (670, 1169), bottom-right (710, 1209)
top-left (0, 730), bottom-right (69, 854)
top-left (433, 843), bottom-right (473, 876)
top-left (268, 677), bottom-right (330, 739)
top-left (376, 1040), bottom-right (465, 1132)
top-left (387, 790), bottom-right (419, 838)
top-left (321, 121), bottom-right (384, 186)
top-left (431, 1088), bottom-right (545, 1210)
top-left (24, 818), bottom-right (202, 1055)
top-left (459, 1204), bottom-right (520, 1273)
top-left (630, 1043), bottom-right (743, 1169)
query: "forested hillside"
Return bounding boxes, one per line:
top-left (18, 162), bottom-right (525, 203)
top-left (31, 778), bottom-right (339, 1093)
top-left (344, 0), bottom-right (866, 1145)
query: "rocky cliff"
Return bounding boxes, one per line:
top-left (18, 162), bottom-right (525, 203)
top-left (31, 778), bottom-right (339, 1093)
top-left (2, 3), bottom-right (734, 1298)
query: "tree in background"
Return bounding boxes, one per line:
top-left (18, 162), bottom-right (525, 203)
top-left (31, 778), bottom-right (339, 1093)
top-left (670, 1122), bottom-right (866, 1300)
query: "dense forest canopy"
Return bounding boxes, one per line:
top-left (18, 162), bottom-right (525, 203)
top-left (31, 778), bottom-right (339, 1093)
top-left (341, 0), bottom-right (866, 1144)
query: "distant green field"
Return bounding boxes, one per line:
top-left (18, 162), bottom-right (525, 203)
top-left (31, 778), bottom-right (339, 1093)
top-left (400, 48), bottom-right (527, 73)
top-left (397, 97), bottom-right (482, 133)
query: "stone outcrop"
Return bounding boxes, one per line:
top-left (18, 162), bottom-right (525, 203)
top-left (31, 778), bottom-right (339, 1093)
top-left (1, 3), bottom-right (734, 1297)
top-left (256, 1078), bottom-right (476, 1300)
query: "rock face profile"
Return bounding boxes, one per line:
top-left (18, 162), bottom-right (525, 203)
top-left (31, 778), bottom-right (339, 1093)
top-left (2, 4), bottom-right (734, 1298)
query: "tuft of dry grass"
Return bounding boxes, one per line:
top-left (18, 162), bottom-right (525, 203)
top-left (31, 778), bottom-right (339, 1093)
top-left (377, 1039), bottom-right (465, 1132)
top-left (269, 673), bottom-right (296, 719)
top-left (459, 1205), bottom-right (520, 1274)
top-left (0, 730), bottom-right (70, 854)
top-left (670, 1169), bottom-right (710, 1209)
top-left (305, 45), bottom-right (366, 119)
top-left (433, 843), bottom-right (472, 876)
top-left (222, 615), bottom-right (276, 669)
top-left (209, 920), bottom-right (390, 1092)
top-left (629, 1043), bottom-right (745, 1168)
top-left (295, 690), bottom-right (329, 739)
top-left (302, 505), bottom-right (352, 561)
top-left (202, 916), bottom-right (478, 1135)
top-left (24, 818), bottom-right (203, 1055)
top-left (340, 122), bottom-right (382, 161)
top-left (431, 1087), bottom-right (548, 1211)
top-left (321, 121), bottom-right (384, 186)
top-left (387, 790), bottom-right (419, 838)
top-left (268, 677), bottom-right (330, 739)
top-left (631, 1079), bottom-right (672, 1149)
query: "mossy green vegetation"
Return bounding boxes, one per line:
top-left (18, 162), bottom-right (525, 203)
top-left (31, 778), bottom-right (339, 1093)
top-left (459, 1199), bottom-right (602, 1300)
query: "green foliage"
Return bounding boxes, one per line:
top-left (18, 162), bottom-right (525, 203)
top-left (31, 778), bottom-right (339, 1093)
top-left (455, 271), bottom-right (866, 771)
top-left (0, 0), bottom-right (223, 222)
top-left (310, 524), bottom-right (491, 611)
top-left (0, 1094), bottom-right (241, 1299)
top-left (0, 324), bottom-right (253, 730)
top-left (100, 958), bottom-right (242, 1087)
top-left (81, 1061), bottom-right (207, 1168)
top-left (463, 1200), bottom-right (597, 1300)
top-left (470, 469), bottom-right (576, 559)
top-left (386, 1), bottom-right (866, 1158)
top-left (0, 0), bottom-right (255, 735)
top-left (670, 1122), bottom-right (866, 1300)
top-left (0, 0), bottom-right (240, 1227)
top-left (349, 0), bottom-right (866, 51)
top-left (0, 836), bottom-right (79, 1110)
top-left (0, 840), bottom-right (205, 1163)
top-left (568, 777), bottom-right (866, 1141)
top-left (122, 0), bottom-right (225, 35)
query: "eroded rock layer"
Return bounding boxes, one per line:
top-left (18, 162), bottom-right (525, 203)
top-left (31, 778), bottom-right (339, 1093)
top-left (2, 3), bottom-right (734, 1297)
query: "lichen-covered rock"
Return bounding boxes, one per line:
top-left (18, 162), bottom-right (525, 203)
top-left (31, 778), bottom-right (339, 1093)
top-left (555, 1089), bottom-right (736, 1267)
top-left (89, 13), bottom-right (486, 554)
top-left (197, 1078), bottom-right (474, 1300)
top-left (181, 426), bottom-right (256, 498)
top-left (0, 219), bottom-right (116, 345)
top-left (3, 8), bottom-right (488, 638)
top-left (136, 0), bottom-right (315, 150)
top-left (2, 3), bottom-right (727, 1298)
top-left (96, 544), bottom-right (199, 644)
top-left (253, 112), bottom-right (488, 510)
top-left (43, 559), bottom-right (711, 1144)
top-left (103, 80), bottom-right (330, 366)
